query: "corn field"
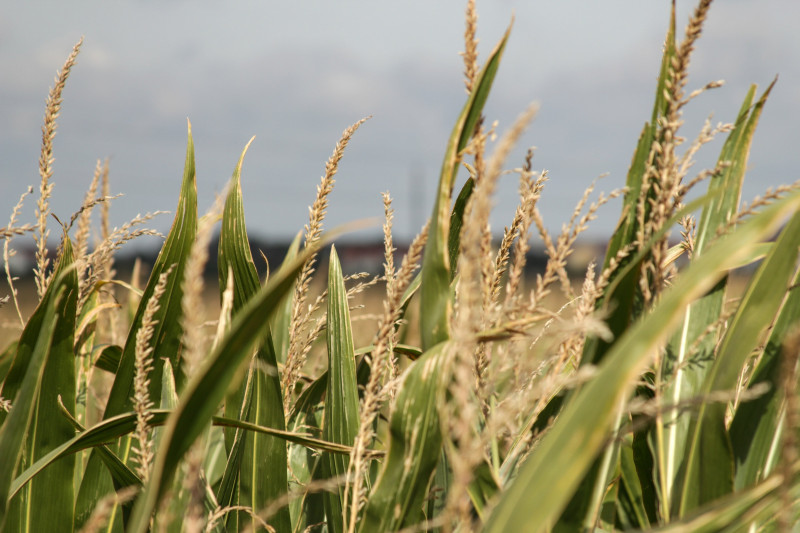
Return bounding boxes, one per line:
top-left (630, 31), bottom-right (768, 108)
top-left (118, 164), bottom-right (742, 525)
top-left (1, 1), bottom-right (800, 532)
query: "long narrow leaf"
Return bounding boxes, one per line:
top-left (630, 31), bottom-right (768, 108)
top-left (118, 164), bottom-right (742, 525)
top-left (321, 246), bottom-right (361, 533)
top-left (730, 265), bottom-right (800, 490)
top-left (647, 466), bottom-right (799, 533)
top-left (661, 82), bottom-right (775, 513)
top-left (271, 233), bottom-right (302, 366)
top-left (11, 408), bottom-right (353, 504)
top-left (359, 341), bottom-right (450, 532)
top-left (0, 236), bottom-right (78, 531)
top-left (218, 137), bottom-right (291, 531)
top-left (675, 205), bottom-right (800, 517)
top-left (58, 396), bottom-right (142, 492)
top-left (0, 286), bottom-right (61, 530)
top-left (420, 22), bottom-right (511, 350)
top-left (23, 238), bottom-right (79, 531)
top-left (75, 120), bottom-right (198, 529)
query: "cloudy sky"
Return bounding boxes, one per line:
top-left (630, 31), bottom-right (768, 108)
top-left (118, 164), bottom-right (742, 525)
top-left (1, 1), bottom-right (797, 248)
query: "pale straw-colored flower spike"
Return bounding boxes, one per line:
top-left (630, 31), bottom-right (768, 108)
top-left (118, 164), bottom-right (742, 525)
top-left (460, 0), bottom-right (479, 95)
top-left (4, 186), bottom-right (35, 327)
top-left (381, 192), bottom-right (401, 385)
top-left (34, 37), bottom-right (83, 299)
top-left (80, 211), bottom-right (166, 307)
top-left (644, 0), bottom-right (714, 301)
top-left (283, 116), bottom-right (370, 412)
top-left (133, 265), bottom-right (174, 482)
top-left (74, 160), bottom-right (103, 267)
top-left (502, 169), bottom-right (547, 320)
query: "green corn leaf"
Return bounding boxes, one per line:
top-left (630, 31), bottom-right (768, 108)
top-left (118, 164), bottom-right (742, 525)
top-left (359, 341), bottom-right (450, 532)
top-left (214, 365), bottom-right (253, 524)
top-left (74, 288), bottom-right (99, 359)
top-left (1, 235), bottom-right (78, 532)
top-left (466, 457), bottom-right (500, 521)
top-left (155, 367), bottom-right (221, 533)
top-left (127, 233), bottom-right (325, 533)
top-left (236, 330), bottom-right (289, 525)
top-left (447, 176), bottom-right (475, 279)
top-left (616, 433), bottom-right (652, 529)
top-left (288, 403), bottom-right (325, 532)
top-left (0, 284), bottom-right (61, 530)
top-left (74, 287), bottom-right (99, 442)
top-left (420, 21), bottom-right (511, 350)
top-left (285, 314), bottom-right (367, 532)
top-left (426, 451), bottom-right (449, 524)
top-left (271, 232), bottom-right (302, 366)
top-left (217, 137), bottom-right (291, 531)
top-left (11, 407), bottom-right (353, 504)
top-left (393, 176), bottom-right (474, 330)
top-left (661, 80), bottom-right (775, 516)
top-left (94, 345), bottom-right (122, 374)
top-left (293, 353), bottom-right (373, 423)
top-left (217, 230), bottom-right (300, 528)
top-left (584, 1), bottom-right (676, 368)
top-left (203, 420), bottom-right (227, 492)
top-left (219, 136), bottom-right (262, 445)
top-left (143, 359), bottom-right (180, 530)
top-left (287, 442), bottom-right (313, 531)
top-left (153, 360), bottom-right (178, 458)
top-left (0, 341), bottom-right (17, 384)
top-left (483, 191), bottom-right (800, 533)
top-left (160, 360), bottom-right (179, 409)
top-left (646, 466), bottom-right (800, 533)
top-left (217, 412), bottom-right (357, 454)
top-left (730, 266), bottom-right (800, 490)
top-left (75, 120), bottom-right (198, 529)
top-left (321, 246), bottom-right (361, 533)
top-left (58, 395), bottom-right (142, 494)
top-left (102, 119), bottom-right (197, 416)
top-left (0, 241), bottom-right (74, 423)
top-left (694, 83), bottom-right (773, 255)
top-left (674, 205), bottom-right (800, 518)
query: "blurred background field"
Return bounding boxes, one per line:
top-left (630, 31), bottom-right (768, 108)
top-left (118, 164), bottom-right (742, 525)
top-left (0, 234), bottom-right (753, 357)
top-left (1, 236), bottom-right (580, 353)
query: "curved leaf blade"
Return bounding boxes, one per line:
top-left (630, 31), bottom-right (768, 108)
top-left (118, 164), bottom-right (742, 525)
top-left (420, 22), bottom-right (511, 351)
top-left (675, 205), bottom-right (800, 517)
top-left (217, 137), bottom-right (291, 531)
top-left (11, 408), bottom-right (353, 503)
top-left (662, 80), bottom-right (775, 513)
top-left (75, 120), bottom-right (198, 529)
top-left (0, 235), bottom-right (78, 531)
top-left (321, 246), bottom-right (361, 533)
top-left (359, 341), bottom-right (450, 532)
top-left (0, 286), bottom-right (61, 530)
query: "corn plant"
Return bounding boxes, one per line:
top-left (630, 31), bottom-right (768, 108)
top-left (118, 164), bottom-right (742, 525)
top-left (2, 1), bottom-right (800, 532)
